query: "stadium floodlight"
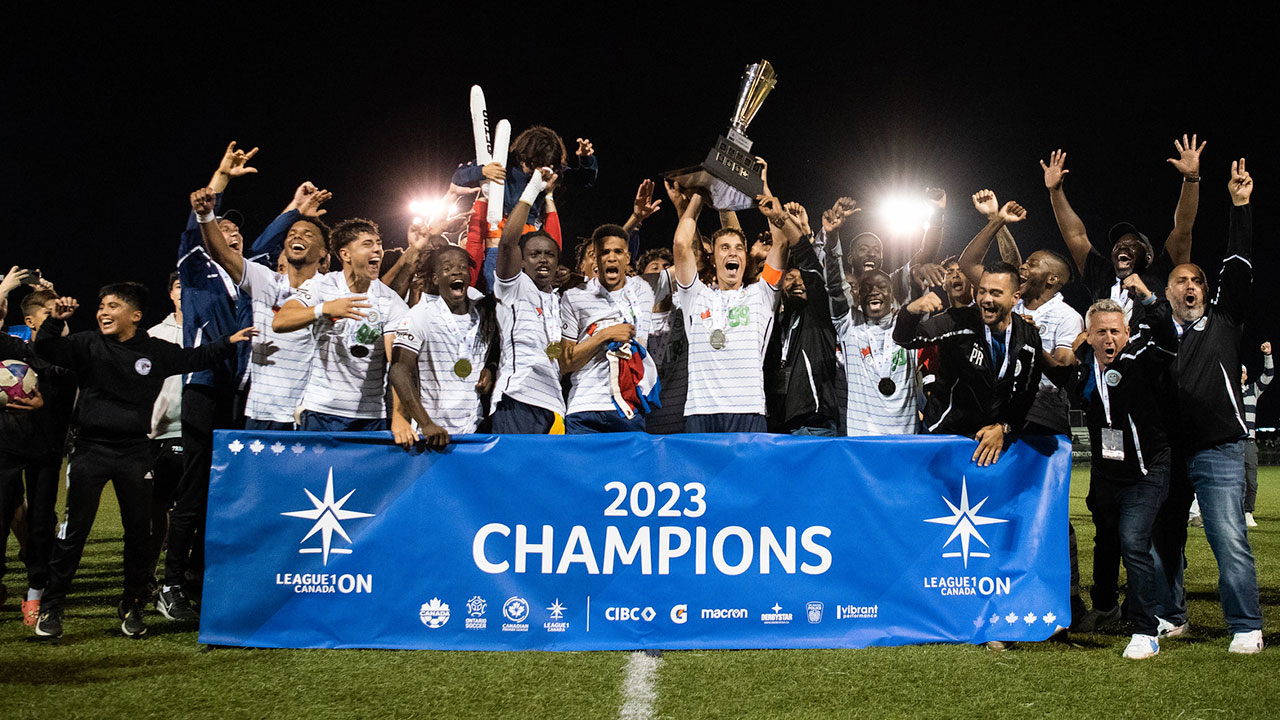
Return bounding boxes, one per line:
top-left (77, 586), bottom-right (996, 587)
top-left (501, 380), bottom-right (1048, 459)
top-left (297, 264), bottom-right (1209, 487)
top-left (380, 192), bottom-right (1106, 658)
top-left (880, 196), bottom-right (935, 234)
top-left (409, 198), bottom-right (445, 222)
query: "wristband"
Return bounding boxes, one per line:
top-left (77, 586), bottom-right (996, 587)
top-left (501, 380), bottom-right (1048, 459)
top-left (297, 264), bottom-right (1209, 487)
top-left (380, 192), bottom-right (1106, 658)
top-left (1183, 175), bottom-right (1201, 183)
top-left (1140, 293), bottom-right (1158, 306)
top-left (770, 216), bottom-right (786, 228)
top-left (314, 304), bottom-right (325, 320)
top-left (196, 211), bottom-right (216, 224)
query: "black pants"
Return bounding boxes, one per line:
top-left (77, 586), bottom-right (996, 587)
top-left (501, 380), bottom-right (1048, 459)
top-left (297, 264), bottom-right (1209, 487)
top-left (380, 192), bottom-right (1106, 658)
top-left (0, 452), bottom-right (61, 591)
top-left (43, 440), bottom-right (152, 611)
top-left (164, 384), bottom-right (235, 588)
top-left (148, 438), bottom-right (184, 576)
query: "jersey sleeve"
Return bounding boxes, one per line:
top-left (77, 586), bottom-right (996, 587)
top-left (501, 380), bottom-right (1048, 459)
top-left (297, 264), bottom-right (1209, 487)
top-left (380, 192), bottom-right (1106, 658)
top-left (383, 290), bottom-right (411, 333)
top-left (561, 291), bottom-right (583, 342)
top-left (1052, 307), bottom-right (1084, 349)
top-left (392, 307), bottom-right (426, 354)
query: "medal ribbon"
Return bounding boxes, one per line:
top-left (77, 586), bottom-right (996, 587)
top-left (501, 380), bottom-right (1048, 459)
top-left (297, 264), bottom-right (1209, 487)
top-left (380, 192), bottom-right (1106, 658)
top-left (984, 323), bottom-right (1013, 381)
top-left (436, 296), bottom-right (481, 369)
top-left (1093, 356), bottom-right (1114, 428)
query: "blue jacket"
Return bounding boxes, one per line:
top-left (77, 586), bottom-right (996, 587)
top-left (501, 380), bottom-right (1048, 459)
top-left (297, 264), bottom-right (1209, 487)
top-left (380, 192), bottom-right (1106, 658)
top-left (177, 195), bottom-right (298, 387)
top-left (451, 153), bottom-right (598, 226)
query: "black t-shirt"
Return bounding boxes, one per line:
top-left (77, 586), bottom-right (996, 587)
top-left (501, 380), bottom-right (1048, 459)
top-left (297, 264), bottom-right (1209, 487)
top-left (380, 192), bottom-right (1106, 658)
top-left (1081, 246), bottom-right (1174, 305)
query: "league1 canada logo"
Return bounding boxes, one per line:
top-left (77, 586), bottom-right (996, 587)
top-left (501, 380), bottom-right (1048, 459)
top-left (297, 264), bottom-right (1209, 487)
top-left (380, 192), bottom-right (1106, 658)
top-left (923, 477), bottom-right (1011, 597)
top-left (274, 468), bottom-right (376, 594)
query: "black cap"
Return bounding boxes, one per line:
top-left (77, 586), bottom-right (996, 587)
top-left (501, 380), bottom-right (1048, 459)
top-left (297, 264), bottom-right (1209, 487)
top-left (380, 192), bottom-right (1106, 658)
top-left (1107, 222), bottom-right (1154, 263)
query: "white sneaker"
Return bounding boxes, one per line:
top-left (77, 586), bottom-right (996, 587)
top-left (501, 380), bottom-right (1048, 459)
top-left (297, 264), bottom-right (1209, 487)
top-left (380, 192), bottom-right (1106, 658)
top-left (1245, 512), bottom-right (1258, 528)
top-left (1156, 616), bottom-right (1188, 638)
top-left (1228, 630), bottom-right (1263, 655)
top-left (1123, 634), bottom-right (1160, 659)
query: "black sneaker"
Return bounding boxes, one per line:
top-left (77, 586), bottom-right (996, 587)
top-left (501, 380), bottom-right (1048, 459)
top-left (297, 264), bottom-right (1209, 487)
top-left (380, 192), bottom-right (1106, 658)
top-left (119, 600), bottom-right (148, 637)
top-left (156, 586), bottom-right (198, 622)
top-left (1070, 605), bottom-right (1122, 633)
top-left (34, 607), bottom-right (63, 638)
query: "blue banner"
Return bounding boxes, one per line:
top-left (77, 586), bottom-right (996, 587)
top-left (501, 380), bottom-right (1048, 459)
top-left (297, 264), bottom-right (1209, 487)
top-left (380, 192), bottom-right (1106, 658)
top-left (200, 431), bottom-right (1071, 650)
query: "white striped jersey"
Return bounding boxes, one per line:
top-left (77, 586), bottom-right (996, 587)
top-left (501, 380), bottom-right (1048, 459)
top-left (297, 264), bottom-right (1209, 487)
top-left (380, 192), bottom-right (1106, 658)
top-left (674, 278), bottom-right (778, 416)
top-left (288, 271), bottom-right (409, 419)
top-left (834, 312), bottom-right (920, 435)
top-left (493, 272), bottom-right (566, 415)
top-left (392, 295), bottom-right (492, 434)
top-left (561, 276), bottom-right (655, 414)
top-left (1015, 293), bottom-right (1083, 391)
top-left (240, 262), bottom-right (317, 424)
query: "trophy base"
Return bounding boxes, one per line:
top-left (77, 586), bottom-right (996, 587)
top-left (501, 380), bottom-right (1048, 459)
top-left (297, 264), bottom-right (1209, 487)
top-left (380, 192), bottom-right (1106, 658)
top-left (665, 135), bottom-right (764, 212)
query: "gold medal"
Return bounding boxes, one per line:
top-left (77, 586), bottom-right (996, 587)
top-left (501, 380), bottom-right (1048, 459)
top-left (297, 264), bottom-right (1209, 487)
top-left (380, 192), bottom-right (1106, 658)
top-left (545, 341), bottom-right (563, 360)
top-left (453, 359), bottom-right (472, 378)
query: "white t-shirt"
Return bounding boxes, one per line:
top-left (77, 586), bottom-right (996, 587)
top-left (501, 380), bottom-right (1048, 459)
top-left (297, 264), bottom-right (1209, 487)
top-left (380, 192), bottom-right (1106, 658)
top-left (240, 262), bottom-right (318, 424)
top-left (561, 276), bottom-right (656, 415)
top-left (288, 271), bottom-right (409, 419)
top-left (834, 312), bottom-right (920, 435)
top-left (392, 295), bottom-right (491, 434)
top-left (674, 278), bottom-right (778, 416)
top-left (493, 272), bottom-right (566, 415)
top-left (1015, 293), bottom-right (1083, 391)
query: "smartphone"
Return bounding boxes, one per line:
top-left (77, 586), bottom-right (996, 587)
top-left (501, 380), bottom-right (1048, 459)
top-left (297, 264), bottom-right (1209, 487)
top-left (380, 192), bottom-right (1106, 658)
top-left (19, 269), bottom-right (41, 285)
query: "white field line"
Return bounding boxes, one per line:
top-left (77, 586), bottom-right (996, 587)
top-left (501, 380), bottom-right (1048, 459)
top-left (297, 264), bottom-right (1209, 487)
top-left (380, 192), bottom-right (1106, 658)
top-left (618, 651), bottom-right (662, 720)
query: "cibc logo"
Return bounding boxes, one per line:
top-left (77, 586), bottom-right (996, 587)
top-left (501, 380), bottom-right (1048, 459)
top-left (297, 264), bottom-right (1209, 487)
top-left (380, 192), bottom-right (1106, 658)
top-left (605, 606), bottom-right (656, 622)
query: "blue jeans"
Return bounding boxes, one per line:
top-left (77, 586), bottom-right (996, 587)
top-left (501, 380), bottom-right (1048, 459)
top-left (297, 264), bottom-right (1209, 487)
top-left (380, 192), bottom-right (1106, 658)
top-left (491, 396), bottom-right (555, 434)
top-left (564, 410), bottom-right (646, 434)
top-left (1152, 439), bottom-right (1261, 633)
top-left (298, 410), bottom-right (389, 433)
top-left (245, 418), bottom-right (295, 431)
top-left (1087, 459), bottom-right (1170, 637)
top-left (482, 247), bottom-right (499, 296)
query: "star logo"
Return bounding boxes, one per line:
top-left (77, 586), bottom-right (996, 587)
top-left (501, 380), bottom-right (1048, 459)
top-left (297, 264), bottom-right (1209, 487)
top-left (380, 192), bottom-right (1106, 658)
top-left (291, 443), bottom-right (306, 455)
top-left (547, 599), bottom-right (566, 621)
top-left (271, 442), bottom-right (286, 455)
top-left (771, 603), bottom-right (783, 614)
top-left (228, 439), bottom-right (245, 454)
top-left (924, 477), bottom-right (1008, 567)
top-left (281, 468), bottom-right (375, 565)
top-left (249, 439), bottom-right (265, 454)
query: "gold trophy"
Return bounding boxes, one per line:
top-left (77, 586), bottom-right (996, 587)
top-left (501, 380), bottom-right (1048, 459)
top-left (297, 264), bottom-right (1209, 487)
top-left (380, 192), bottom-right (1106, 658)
top-left (666, 60), bottom-right (777, 211)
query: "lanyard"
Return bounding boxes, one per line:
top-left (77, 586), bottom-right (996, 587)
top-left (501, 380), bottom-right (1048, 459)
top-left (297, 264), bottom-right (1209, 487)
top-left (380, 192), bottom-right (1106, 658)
top-left (1110, 279), bottom-right (1134, 320)
top-left (436, 296), bottom-right (481, 363)
top-left (708, 287), bottom-right (742, 333)
top-left (861, 322), bottom-right (899, 380)
top-left (1093, 356), bottom-right (1113, 427)
top-left (780, 311), bottom-right (802, 360)
top-left (595, 278), bottom-right (640, 327)
top-left (985, 323), bottom-right (1013, 381)
top-left (538, 288), bottom-right (561, 345)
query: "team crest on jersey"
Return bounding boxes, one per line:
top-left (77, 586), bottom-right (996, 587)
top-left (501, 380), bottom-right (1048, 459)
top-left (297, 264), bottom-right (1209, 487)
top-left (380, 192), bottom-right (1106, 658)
top-left (135, 358), bottom-right (153, 375)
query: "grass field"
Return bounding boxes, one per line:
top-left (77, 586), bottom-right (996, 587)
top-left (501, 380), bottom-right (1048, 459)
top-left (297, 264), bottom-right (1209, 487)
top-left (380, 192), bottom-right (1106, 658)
top-left (2, 467), bottom-right (1279, 719)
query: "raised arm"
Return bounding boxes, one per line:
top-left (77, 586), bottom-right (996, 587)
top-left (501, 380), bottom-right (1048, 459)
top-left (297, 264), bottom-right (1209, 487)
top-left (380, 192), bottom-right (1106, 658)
top-left (958, 191), bottom-right (1025, 288)
top-left (1041, 149), bottom-right (1091, 274)
top-left (756, 195), bottom-right (793, 277)
top-left (190, 187), bottom-right (244, 284)
top-left (622, 179), bottom-right (662, 234)
top-left (909, 188), bottom-right (947, 267)
top-left (672, 191), bottom-right (706, 287)
top-left (496, 169), bottom-right (552, 282)
top-left (821, 198), bottom-right (859, 318)
top-left (32, 299), bottom-right (83, 370)
top-left (1164, 133), bottom-right (1206, 266)
top-left (1217, 158), bottom-right (1254, 326)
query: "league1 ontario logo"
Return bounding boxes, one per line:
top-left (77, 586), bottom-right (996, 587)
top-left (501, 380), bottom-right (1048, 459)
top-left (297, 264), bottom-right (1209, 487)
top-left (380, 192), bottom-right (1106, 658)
top-left (275, 467), bottom-right (375, 594)
top-left (922, 477), bottom-right (1011, 597)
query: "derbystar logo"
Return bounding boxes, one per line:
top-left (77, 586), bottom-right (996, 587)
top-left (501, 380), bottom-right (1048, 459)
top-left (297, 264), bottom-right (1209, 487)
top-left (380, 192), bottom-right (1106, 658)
top-left (761, 603), bottom-right (793, 625)
top-left (281, 468), bottom-right (375, 566)
top-left (924, 477), bottom-right (1007, 568)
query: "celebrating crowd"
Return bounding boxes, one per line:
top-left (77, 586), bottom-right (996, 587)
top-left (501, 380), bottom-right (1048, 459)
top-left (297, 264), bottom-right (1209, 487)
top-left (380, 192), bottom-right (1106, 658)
top-left (0, 126), bottom-right (1268, 660)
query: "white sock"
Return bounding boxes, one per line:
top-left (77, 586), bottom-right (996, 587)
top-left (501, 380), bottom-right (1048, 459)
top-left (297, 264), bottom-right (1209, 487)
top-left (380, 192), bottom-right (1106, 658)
top-left (27, 587), bottom-right (44, 601)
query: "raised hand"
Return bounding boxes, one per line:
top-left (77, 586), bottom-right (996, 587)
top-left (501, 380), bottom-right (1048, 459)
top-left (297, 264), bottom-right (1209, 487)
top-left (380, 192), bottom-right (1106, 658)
top-left (1040, 149), bottom-right (1069, 190)
top-left (51, 297), bottom-right (79, 320)
top-left (906, 293), bottom-right (944, 316)
top-left (297, 186), bottom-right (332, 217)
top-left (912, 263), bottom-right (947, 289)
top-left (321, 296), bottom-right (371, 321)
top-left (482, 162), bottom-right (506, 184)
top-left (925, 187), bottom-right (947, 211)
top-left (217, 141), bottom-right (259, 179)
top-left (822, 197), bottom-right (859, 234)
top-left (663, 178), bottom-right (690, 217)
top-left (576, 138), bottom-right (594, 158)
top-left (1168, 133), bottom-right (1206, 178)
top-left (756, 194), bottom-right (786, 222)
top-left (632, 179), bottom-right (663, 223)
top-left (429, 210), bottom-right (474, 238)
top-left (1262, 341), bottom-right (1272, 356)
top-left (190, 187), bottom-right (217, 215)
top-left (784, 201), bottom-right (811, 235)
top-left (1229, 158), bottom-right (1253, 206)
top-left (971, 189), bottom-right (999, 219)
top-left (0, 266), bottom-right (33, 295)
top-left (407, 220), bottom-right (432, 251)
top-left (997, 200), bottom-right (1027, 224)
top-left (228, 327), bottom-right (260, 343)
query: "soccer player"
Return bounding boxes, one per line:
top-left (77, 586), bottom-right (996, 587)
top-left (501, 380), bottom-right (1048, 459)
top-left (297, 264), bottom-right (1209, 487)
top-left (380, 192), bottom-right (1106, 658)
top-left (1041, 136), bottom-right (1203, 320)
top-left (489, 169), bottom-right (566, 433)
top-left (193, 183), bottom-right (332, 430)
top-left (0, 287), bottom-right (74, 627)
top-left (1151, 159), bottom-right (1263, 655)
top-left (1241, 341), bottom-right (1272, 527)
top-left (272, 218), bottom-right (410, 432)
top-left (1077, 280), bottom-right (1179, 659)
top-left (389, 246), bottom-right (497, 448)
top-left (559, 223), bottom-right (657, 433)
top-left (32, 284), bottom-right (253, 638)
top-left (672, 189), bottom-right (790, 433)
top-left (893, 260), bottom-right (1043, 467)
top-left (827, 188), bottom-right (946, 313)
top-left (636, 248), bottom-right (688, 435)
top-left (145, 272), bottom-right (183, 597)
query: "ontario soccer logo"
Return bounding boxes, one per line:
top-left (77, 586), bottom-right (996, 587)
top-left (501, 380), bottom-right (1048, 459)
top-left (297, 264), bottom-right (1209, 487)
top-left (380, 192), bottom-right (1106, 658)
top-left (924, 477), bottom-right (1007, 568)
top-left (281, 468), bottom-right (375, 566)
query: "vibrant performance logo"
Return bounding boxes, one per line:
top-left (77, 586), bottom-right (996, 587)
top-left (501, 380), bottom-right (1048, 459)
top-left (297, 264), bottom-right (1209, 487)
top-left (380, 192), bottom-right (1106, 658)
top-left (281, 468), bottom-right (375, 566)
top-left (924, 477), bottom-right (1007, 568)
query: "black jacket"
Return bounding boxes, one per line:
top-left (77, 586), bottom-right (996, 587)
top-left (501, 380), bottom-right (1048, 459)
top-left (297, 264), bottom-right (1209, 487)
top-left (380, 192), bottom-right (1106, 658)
top-left (764, 236), bottom-right (839, 431)
top-left (34, 317), bottom-right (235, 444)
top-left (1168, 204), bottom-right (1252, 450)
top-left (894, 306), bottom-right (1042, 436)
top-left (1077, 297), bottom-right (1178, 480)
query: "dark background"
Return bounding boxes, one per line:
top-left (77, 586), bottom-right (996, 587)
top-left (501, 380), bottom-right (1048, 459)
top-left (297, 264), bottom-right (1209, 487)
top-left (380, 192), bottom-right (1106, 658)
top-left (3, 8), bottom-right (1277, 423)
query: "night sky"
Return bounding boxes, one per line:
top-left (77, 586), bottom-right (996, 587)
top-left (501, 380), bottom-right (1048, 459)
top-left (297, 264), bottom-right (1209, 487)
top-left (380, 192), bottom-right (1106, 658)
top-left (4, 8), bottom-right (1277, 421)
